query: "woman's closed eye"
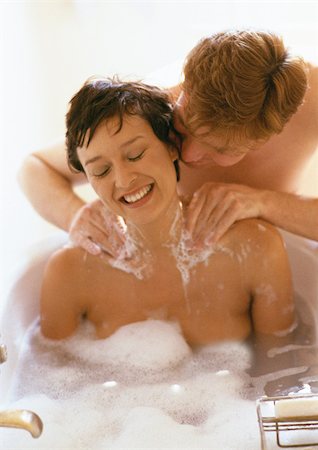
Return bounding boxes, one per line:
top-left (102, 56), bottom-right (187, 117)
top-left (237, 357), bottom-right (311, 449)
top-left (91, 150), bottom-right (146, 178)
top-left (92, 166), bottom-right (111, 178)
top-left (127, 149), bottom-right (146, 161)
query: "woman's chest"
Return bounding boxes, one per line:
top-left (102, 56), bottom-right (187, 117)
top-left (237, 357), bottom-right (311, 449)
top-left (86, 255), bottom-right (249, 339)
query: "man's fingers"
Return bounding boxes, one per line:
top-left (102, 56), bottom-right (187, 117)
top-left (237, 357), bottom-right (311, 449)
top-left (85, 221), bottom-right (113, 250)
top-left (206, 206), bottom-right (239, 244)
top-left (186, 193), bottom-right (210, 236)
top-left (206, 199), bottom-right (231, 232)
top-left (99, 208), bottom-right (126, 241)
top-left (70, 222), bottom-right (115, 257)
top-left (79, 237), bottom-right (102, 255)
top-left (193, 199), bottom-right (236, 246)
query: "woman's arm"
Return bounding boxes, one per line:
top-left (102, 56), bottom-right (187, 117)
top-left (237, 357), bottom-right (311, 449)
top-left (246, 220), bottom-right (296, 335)
top-left (40, 247), bottom-right (88, 339)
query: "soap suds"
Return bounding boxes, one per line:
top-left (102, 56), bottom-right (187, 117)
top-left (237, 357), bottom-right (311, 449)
top-left (4, 297), bottom-right (318, 450)
top-left (108, 232), bottom-right (153, 280)
top-left (255, 283), bottom-right (278, 305)
top-left (4, 319), bottom-right (261, 450)
top-left (257, 223), bottom-right (267, 232)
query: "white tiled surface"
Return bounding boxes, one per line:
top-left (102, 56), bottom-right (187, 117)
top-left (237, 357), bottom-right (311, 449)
top-left (1, 0), bottom-right (318, 298)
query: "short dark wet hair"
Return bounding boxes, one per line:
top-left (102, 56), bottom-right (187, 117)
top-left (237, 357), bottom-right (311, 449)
top-left (66, 77), bottom-right (181, 180)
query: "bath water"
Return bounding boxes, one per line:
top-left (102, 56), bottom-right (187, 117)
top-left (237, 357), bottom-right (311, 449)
top-left (2, 295), bottom-right (317, 450)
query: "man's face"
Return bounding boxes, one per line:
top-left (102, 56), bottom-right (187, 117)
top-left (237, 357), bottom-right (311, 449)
top-left (174, 92), bottom-right (258, 167)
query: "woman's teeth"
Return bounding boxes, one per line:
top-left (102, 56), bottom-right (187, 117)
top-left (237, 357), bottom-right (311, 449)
top-left (123, 184), bottom-right (152, 204)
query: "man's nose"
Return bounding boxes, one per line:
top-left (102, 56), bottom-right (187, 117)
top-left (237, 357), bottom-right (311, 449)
top-left (181, 138), bottom-right (203, 162)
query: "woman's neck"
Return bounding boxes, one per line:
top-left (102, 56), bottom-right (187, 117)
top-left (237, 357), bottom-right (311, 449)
top-left (110, 196), bottom-right (213, 286)
top-left (125, 196), bottom-right (184, 254)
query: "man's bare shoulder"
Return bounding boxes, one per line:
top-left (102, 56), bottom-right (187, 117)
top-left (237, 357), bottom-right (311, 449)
top-left (307, 62), bottom-right (318, 88)
top-left (302, 62), bottom-right (318, 129)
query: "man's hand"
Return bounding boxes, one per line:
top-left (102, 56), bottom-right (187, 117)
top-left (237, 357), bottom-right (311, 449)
top-left (69, 199), bottom-right (127, 258)
top-left (185, 182), bottom-right (265, 246)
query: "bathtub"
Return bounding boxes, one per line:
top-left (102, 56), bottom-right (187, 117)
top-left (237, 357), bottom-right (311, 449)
top-left (0, 232), bottom-right (68, 402)
top-left (0, 229), bottom-right (318, 448)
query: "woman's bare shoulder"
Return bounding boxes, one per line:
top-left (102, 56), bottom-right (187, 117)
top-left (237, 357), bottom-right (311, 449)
top-left (44, 245), bottom-right (108, 286)
top-left (222, 218), bottom-right (283, 247)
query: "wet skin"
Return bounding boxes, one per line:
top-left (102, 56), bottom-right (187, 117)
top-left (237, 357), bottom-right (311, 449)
top-left (40, 115), bottom-right (295, 345)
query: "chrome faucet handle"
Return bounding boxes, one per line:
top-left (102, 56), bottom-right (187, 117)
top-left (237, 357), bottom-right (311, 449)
top-left (0, 344), bottom-right (7, 364)
top-left (0, 342), bottom-right (43, 438)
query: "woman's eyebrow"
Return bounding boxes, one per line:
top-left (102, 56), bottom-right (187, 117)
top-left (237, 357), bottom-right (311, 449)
top-left (85, 155), bottom-right (102, 167)
top-left (84, 135), bottom-right (145, 166)
top-left (118, 135), bottom-right (144, 150)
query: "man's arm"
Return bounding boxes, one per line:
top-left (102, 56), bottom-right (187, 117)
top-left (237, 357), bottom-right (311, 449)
top-left (18, 140), bottom-right (124, 256)
top-left (18, 140), bottom-right (86, 232)
top-left (260, 189), bottom-right (318, 241)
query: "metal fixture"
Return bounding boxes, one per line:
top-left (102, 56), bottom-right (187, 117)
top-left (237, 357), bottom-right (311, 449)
top-left (0, 409), bottom-right (43, 438)
top-left (257, 394), bottom-right (318, 449)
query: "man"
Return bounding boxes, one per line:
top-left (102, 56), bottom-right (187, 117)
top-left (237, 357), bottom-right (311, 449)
top-left (18, 30), bottom-right (318, 257)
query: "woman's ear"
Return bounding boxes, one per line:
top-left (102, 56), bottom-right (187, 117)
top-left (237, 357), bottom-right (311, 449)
top-left (168, 146), bottom-right (180, 181)
top-left (168, 127), bottom-right (182, 160)
top-left (169, 146), bottom-right (179, 162)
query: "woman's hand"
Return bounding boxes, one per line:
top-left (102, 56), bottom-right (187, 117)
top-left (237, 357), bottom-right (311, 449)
top-left (69, 199), bottom-right (127, 258)
top-left (185, 182), bottom-right (265, 246)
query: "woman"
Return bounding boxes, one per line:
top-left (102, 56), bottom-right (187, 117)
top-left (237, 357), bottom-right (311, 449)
top-left (40, 77), bottom-right (295, 345)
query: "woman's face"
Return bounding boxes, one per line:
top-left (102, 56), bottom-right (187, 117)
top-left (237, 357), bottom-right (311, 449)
top-left (77, 114), bottom-right (179, 225)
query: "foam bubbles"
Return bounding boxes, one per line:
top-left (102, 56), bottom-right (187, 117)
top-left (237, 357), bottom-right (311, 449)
top-left (255, 283), bottom-right (278, 305)
top-left (107, 235), bottom-right (153, 280)
top-left (59, 319), bottom-right (191, 371)
top-left (108, 406), bottom-right (212, 449)
top-left (4, 293), bottom-right (317, 449)
top-left (257, 223), bottom-right (267, 232)
top-left (3, 320), bottom-right (265, 450)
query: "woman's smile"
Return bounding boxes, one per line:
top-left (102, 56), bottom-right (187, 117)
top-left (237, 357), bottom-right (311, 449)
top-left (119, 183), bottom-right (154, 208)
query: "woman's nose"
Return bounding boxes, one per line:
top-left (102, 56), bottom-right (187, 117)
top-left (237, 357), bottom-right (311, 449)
top-left (114, 164), bottom-right (137, 189)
